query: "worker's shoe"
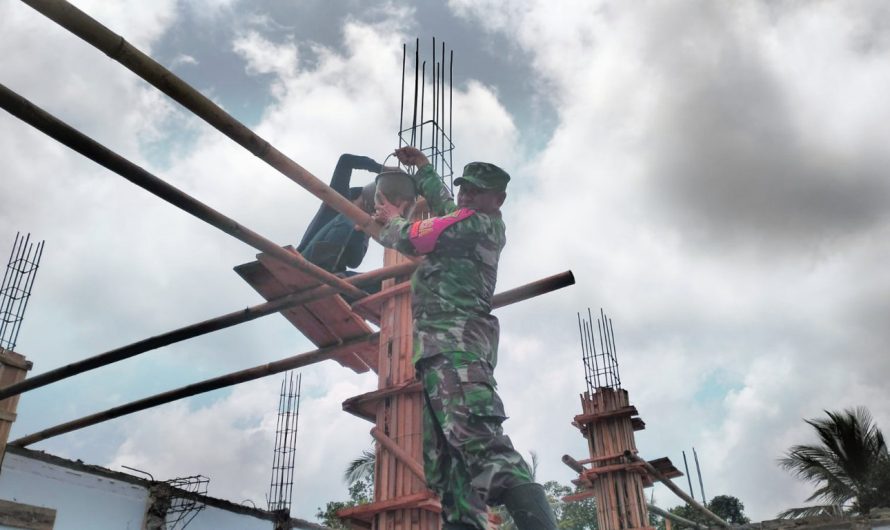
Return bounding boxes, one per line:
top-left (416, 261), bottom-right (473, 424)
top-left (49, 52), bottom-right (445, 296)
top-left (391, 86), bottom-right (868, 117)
top-left (501, 483), bottom-right (558, 530)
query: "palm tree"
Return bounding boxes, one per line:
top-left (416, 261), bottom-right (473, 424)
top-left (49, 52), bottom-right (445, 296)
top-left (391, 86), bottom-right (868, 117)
top-left (344, 449), bottom-right (376, 487)
top-left (778, 407), bottom-right (890, 518)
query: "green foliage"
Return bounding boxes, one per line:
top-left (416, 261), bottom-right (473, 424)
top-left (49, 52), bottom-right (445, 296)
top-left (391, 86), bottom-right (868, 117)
top-left (322, 447), bottom-right (601, 529)
top-left (316, 450), bottom-right (376, 529)
top-left (654, 495), bottom-right (749, 530)
top-left (778, 407), bottom-right (890, 518)
top-left (314, 477), bottom-right (375, 529)
top-left (707, 495), bottom-right (750, 524)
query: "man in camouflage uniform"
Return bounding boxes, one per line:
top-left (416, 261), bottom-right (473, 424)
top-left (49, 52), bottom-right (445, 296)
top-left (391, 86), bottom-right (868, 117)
top-left (374, 146), bottom-right (557, 530)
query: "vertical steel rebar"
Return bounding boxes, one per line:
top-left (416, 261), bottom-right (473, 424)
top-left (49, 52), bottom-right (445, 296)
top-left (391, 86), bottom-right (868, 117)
top-left (682, 450), bottom-right (695, 501)
top-left (432, 38), bottom-right (437, 170)
top-left (399, 43), bottom-right (406, 150)
top-left (693, 446), bottom-right (706, 505)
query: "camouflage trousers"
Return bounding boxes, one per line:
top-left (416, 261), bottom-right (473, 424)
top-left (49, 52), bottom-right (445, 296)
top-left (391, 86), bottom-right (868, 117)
top-left (416, 352), bottom-right (534, 529)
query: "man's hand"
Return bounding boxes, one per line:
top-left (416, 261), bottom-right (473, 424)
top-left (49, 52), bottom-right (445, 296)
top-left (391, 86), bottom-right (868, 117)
top-left (393, 147), bottom-right (430, 168)
top-left (372, 194), bottom-right (404, 225)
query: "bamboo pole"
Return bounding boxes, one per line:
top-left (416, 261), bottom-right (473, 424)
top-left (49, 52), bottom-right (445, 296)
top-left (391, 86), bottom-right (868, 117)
top-left (11, 334), bottom-right (380, 447)
top-left (18, 0), bottom-right (380, 240)
top-left (624, 451), bottom-right (729, 528)
top-left (647, 503), bottom-right (709, 530)
top-left (370, 426), bottom-right (425, 483)
top-left (0, 262), bottom-right (416, 401)
top-left (8, 271), bottom-right (575, 446)
top-left (0, 82), bottom-right (365, 302)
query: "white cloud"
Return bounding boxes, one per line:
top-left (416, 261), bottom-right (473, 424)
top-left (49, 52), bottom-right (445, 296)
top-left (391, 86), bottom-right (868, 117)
top-left (5, 0), bottom-right (890, 524)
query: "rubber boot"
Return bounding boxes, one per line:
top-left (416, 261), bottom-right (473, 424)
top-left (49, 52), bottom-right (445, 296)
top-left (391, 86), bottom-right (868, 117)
top-left (501, 483), bottom-right (558, 530)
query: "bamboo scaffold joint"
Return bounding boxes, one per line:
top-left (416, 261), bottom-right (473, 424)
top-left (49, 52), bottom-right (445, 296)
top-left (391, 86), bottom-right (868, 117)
top-left (624, 451), bottom-right (730, 528)
top-left (0, 261), bottom-right (417, 402)
top-left (9, 270), bottom-right (574, 447)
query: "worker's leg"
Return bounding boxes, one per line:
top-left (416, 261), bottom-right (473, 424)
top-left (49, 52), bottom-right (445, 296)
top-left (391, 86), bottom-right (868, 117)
top-left (418, 356), bottom-right (491, 529)
top-left (420, 352), bottom-right (558, 529)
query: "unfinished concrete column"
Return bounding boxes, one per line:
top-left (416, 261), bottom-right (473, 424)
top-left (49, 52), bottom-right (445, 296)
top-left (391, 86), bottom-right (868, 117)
top-left (0, 348), bottom-right (32, 462)
top-left (142, 483), bottom-right (172, 530)
top-left (339, 245), bottom-right (439, 529)
top-left (576, 388), bottom-right (650, 530)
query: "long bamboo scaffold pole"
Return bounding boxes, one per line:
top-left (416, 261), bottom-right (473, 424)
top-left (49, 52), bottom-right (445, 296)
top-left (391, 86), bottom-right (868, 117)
top-left (0, 82), bottom-right (365, 302)
top-left (11, 334), bottom-right (381, 447)
top-left (11, 271), bottom-right (574, 446)
top-left (646, 503), bottom-right (709, 530)
top-left (0, 262), bottom-right (416, 402)
top-left (625, 451), bottom-right (730, 528)
top-left (18, 0), bottom-right (380, 240)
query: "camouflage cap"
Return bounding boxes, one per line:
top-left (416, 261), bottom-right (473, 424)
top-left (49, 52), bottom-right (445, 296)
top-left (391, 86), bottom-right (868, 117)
top-left (454, 162), bottom-right (510, 191)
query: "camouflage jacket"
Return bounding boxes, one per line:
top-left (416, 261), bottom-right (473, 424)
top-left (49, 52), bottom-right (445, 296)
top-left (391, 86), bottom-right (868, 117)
top-left (380, 165), bottom-right (506, 365)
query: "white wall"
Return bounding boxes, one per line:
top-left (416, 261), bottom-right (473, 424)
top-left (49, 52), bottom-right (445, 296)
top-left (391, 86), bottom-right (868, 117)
top-left (0, 451), bottom-right (275, 529)
top-left (0, 451), bottom-right (147, 529)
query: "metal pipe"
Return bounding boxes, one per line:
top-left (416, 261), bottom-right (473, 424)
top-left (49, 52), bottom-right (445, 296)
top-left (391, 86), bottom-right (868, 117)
top-left (9, 270), bottom-right (574, 445)
top-left (624, 451), bottom-right (729, 528)
top-left (0, 82), bottom-right (366, 303)
top-left (420, 61), bottom-right (426, 149)
top-left (399, 43), bottom-right (406, 149)
top-left (683, 450), bottom-right (695, 500)
top-left (693, 447), bottom-right (707, 504)
top-left (0, 261), bottom-right (416, 401)
top-left (412, 38), bottom-right (419, 146)
top-left (647, 503), bottom-right (709, 530)
top-left (18, 0), bottom-right (380, 240)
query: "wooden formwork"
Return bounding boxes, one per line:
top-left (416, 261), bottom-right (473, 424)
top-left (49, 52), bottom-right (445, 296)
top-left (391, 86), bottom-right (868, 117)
top-left (339, 247), bottom-right (440, 529)
top-left (563, 387), bottom-right (686, 530)
top-left (0, 349), bottom-right (32, 461)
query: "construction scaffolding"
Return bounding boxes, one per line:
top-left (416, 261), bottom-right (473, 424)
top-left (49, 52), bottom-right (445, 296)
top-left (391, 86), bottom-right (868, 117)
top-left (0, 2), bottom-right (577, 529)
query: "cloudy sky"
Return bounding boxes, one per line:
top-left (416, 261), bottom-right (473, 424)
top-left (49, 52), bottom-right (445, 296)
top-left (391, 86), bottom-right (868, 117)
top-left (2, 0), bottom-right (889, 523)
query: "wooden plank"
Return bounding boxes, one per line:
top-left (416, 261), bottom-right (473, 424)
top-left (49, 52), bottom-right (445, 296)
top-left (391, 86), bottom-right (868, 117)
top-left (1, 350), bottom-right (30, 460)
top-left (563, 490), bottom-right (596, 503)
top-left (337, 491), bottom-right (440, 522)
top-left (235, 259), bottom-right (370, 373)
top-left (258, 253), bottom-right (377, 372)
top-left (342, 381), bottom-right (421, 425)
top-left (574, 405), bottom-right (639, 426)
